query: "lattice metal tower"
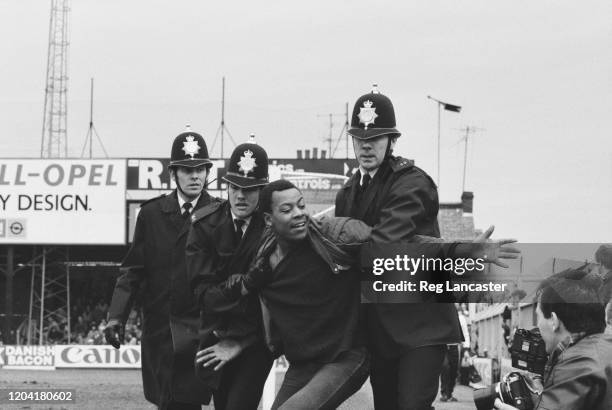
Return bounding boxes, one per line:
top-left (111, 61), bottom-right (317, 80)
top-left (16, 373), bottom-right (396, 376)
top-left (40, 0), bottom-right (70, 158)
top-left (28, 0), bottom-right (72, 345)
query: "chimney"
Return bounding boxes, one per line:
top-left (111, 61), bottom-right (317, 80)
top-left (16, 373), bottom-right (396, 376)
top-left (313, 147), bottom-right (318, 159)
top-left (461, 191), bottom-right (474, 213)
top-left (320, 150), bottom-right (327, 159)
top-left (305, 149), bottom-right (311, 159)
top-left (297, 150), bottom-right (303, 159)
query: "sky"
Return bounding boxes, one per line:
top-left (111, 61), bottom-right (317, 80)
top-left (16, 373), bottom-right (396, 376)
top-left (0, 0), bottom-right (611, 243)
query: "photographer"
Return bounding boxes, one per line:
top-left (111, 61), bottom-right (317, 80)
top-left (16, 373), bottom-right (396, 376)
top-left (594, 244), bottom-right (612, 334)
top-left (607, 302), bottom-right (612, 335)
top-left (495, 269), bottom-right (612, 410)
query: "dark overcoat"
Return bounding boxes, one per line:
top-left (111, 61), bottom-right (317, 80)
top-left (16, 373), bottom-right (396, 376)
top-left (107, 190), bottom-right (213, 406)
top-left (185, 200), bottom-right (266, 388)
top-left (335, 156), bottom-right (463, 353)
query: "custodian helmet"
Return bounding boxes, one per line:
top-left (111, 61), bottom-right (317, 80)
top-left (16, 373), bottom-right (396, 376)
top-left (222, 135), bottom-right (269, 188)
top-left (169, 131), bottom-right (213, 168)
top-left (348, 84), bottom-right (401, 140)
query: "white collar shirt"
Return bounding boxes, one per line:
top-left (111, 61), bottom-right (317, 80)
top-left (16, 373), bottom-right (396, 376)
top-left (230, 211), bottom-right (251, 235)
top-left (359, 166), bottom-right (379, 186)
top-left (177, 193), bottom-right (200, 214)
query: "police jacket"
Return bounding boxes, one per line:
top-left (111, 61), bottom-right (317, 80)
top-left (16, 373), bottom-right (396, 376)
top-left (185, 200), bottom-right (266, 387)
top-left (335, 156), bottom-right (463, 350)
top-left (107, 190), bottom-right (213, 406)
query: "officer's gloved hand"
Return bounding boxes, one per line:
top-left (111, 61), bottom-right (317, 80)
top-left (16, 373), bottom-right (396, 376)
top-left (104, 319), bottom-right (124, 349)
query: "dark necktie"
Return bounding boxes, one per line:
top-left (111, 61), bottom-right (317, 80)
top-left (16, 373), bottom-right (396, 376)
top-left (234, 219), bottom-right (246, 242)
top-left (361, 173), bottom-right (372, 191)
top-left (182, 202), bottom-right (192, 220)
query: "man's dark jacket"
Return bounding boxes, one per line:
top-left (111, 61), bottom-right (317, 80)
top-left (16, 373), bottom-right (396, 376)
top-left (335, 156), bottom-right (463, 351)
top-left (185, 200), bottom-right (266, 388)
top-left (107, 191), bottom-right (212, 406)
top-left (535, 332), bottom-right (612, 410)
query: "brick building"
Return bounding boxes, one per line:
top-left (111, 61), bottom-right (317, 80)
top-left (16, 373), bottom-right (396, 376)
top-left (439, 191), bottom-right (480, 241)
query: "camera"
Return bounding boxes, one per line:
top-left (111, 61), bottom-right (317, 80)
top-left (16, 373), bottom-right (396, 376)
top-left (473, 328), bottom-right (547, 409)
top-left (508, 328), bottom-right (548, 375)
top-left (473, 372), bottom-right (534, 410)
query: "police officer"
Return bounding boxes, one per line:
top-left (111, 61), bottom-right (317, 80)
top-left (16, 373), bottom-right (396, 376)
top-left (105, 130), bottom-right (214, 410)
top-left (335, 86), bottom-right (464, 409)
top-left (186, 136), bottom-right (274, 410)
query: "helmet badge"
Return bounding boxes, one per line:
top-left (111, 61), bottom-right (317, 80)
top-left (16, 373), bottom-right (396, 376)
top-left (238, 150), bottom-right (257, 177)
top-left (182, 135), bottom-right (201, 159)
top-left (358, 100), bottom-right (378, 130)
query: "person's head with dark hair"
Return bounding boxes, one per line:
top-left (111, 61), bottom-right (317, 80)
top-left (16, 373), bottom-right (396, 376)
top-left (536, 268), bottom-right (605, 353)
top-left (260, 179), bottom-right (308, 245)
top-left (259, 179), bottom-right (301, 214)
top-left (593, 244), bottom-right (612, 333)
top-left (601, 276), bottom-right (612, 330)
top-left (601, 276), bottom-right (612, 305)
top-left (595, 244), bottom-right (612, 270)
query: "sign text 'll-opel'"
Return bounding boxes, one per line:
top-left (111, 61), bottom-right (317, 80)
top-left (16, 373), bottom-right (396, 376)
top-left (0, 163), bottom-right (118, 186)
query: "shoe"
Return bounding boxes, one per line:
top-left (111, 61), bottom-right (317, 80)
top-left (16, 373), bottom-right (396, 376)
top-left (447, 396), bottom-right (458, 402)
top-left (439, 394), bottom-right (449, 402)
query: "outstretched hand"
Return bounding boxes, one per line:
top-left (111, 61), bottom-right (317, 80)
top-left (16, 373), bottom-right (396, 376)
top-left (473, 225), bottom-right (520, 268)
top-left (195, 339), bottom-right (243, 371)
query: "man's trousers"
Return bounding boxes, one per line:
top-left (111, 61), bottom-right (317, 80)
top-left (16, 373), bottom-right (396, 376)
top-left (440, 344), bottom-right (459, 398)
top-left (213, 343), bottom-right (274, 410)
top-left (271, 347), bottom-right (370, 410)
top-left (370, 344), bottom-right (446, 410)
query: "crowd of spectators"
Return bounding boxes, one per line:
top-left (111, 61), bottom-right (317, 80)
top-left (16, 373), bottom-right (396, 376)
top-left (40, 299), bottom-right (142, 345)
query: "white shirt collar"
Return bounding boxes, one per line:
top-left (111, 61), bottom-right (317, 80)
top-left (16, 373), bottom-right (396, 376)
top-left (177, 193), bottom-right (200, 214)
top-left (230, 211), bottom-right (252, 233)
top-left (358, 166), bottom-right (378, 186)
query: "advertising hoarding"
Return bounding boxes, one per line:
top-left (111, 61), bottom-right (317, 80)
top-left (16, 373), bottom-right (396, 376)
top-left (0, 159), bottom-right (126, 245)
top-left (0, 158), bottom-right (358, 244)
top-left (0, 344), bottom-right (288, 371)
top-left (54, 345), bottom-right (141, 369)
top-left (126, 157), bottom-right (356, 192)
top-left (125, 158), bottom-right (357, 240)
top-left (0, 345), bottom-right (55, 370)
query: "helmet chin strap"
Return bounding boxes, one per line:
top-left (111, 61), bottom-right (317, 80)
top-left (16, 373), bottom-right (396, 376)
top-left (174, 172), bottom-right (188, 197)
top-left (384, 135), bottom-right (396, 159)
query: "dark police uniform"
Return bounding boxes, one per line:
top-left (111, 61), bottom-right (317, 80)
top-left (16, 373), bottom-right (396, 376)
top-left (108, 191), bottom-right (214, 409)
top-left (107, 131), bottom-right (214, 410)
top-left (186, 138), bottom-right (273, 410)
top-left (336, 88), bottom-right (463, 409)
top-left (186, 201), bottom-right (272, 410)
